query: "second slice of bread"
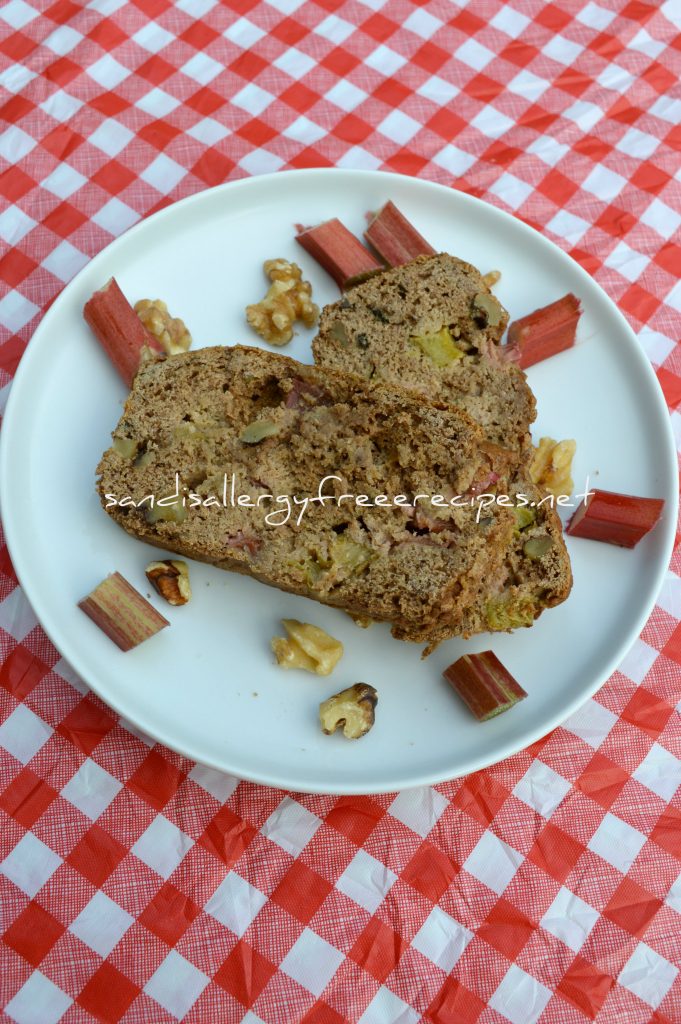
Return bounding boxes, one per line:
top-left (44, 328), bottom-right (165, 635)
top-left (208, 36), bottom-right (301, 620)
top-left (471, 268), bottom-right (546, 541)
top-left (313, 253), bottom-right (536, 452)
top-left (312, 254), bottom-right (572, 633)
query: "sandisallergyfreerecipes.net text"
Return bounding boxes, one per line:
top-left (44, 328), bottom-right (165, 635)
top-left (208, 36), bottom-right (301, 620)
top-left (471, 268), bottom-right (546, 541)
top-left (104, 472), bottom-right (595, 527)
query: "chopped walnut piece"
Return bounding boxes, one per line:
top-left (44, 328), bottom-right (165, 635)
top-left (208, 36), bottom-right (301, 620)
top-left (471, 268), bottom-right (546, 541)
top-left (482, 270), bottom-right (501, 288)
top-left (473, 291), bottom-right (503, 327)
top-left (145, 560), bottom-right (191, 605)
top-left (246, 259), bottom-right (319, 346)
top-left (135, 299), bottom-right (192, 356)
top-left (319, 683), bottom-right (378, 739)
top-left (529, 437), bottom-right (576, 499)
top-left (271, 619), bottom-right (343, 676)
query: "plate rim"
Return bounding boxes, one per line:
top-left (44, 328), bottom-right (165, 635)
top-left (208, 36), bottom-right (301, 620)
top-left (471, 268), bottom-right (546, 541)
top-left (1, 168), bottom-right (678, 794)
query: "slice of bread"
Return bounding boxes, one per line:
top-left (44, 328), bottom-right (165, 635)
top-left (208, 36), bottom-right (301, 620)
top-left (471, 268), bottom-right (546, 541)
top-left (312, 253), bottom-right (536, 452)
top-left (312, 254), bottom-right (572, 632)
top-left (97, 345), bottom-right (517, 648)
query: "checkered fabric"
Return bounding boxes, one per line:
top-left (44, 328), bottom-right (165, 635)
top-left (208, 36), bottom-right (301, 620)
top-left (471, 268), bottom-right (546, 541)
top-left (1, 1), bottom-right (680, 1021)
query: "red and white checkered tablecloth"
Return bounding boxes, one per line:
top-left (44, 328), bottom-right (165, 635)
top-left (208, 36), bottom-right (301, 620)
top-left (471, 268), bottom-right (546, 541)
top-left (1, 1), bottom-right (680, 1021)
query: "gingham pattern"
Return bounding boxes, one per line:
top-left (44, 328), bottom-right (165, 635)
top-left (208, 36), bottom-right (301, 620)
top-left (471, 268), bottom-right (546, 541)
top-left (1, 1), bottom-right (680, 1021)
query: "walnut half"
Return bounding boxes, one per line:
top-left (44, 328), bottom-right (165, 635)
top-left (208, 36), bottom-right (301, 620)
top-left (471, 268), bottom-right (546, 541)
top-left (319, 683), bottom-right (378, 739)
top-left (135, 299), bottom-right (192, 356)
top-left (145, 560), bottom-right (191, 605)
top-left (246, 259), bottom-right (319, 346)
top-left (271, 619), bottom-right (343, 676)
top-left (529, 437), bottom-right (576, 499)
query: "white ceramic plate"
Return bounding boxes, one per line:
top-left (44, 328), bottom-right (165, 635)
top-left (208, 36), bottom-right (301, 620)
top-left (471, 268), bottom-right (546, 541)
top-left (1, 170), bottom-right (677, 794)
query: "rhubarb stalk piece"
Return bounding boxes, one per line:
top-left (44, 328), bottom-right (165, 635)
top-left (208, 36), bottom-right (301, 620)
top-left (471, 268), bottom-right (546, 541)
top-left (296, 219), bottom-right (383, 289)
top-left (506, 293), bottom-right (580, 368)
top-left (84, 277), bottom-right (164, 386)
top-left (567, 489), bottom-right (664, 548)
top-left (443, 651), bottom-right (527, 721)
top-left (79, 572), bottom-right (170, 651)
top-left (364, 201), bottom-right (435, 267)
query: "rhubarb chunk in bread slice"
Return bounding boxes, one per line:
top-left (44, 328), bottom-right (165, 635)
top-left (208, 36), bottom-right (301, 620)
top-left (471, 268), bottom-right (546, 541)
top-left (313, 253), bottom-right (536, 452)
top-left (97, 345), bottom-right (517, 649)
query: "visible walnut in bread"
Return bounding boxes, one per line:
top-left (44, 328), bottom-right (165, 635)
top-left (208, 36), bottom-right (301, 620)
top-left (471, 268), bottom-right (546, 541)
top-left (97, 345), bottom-right (517, 647)
top-left (313, 253), bottom-right (536, 452)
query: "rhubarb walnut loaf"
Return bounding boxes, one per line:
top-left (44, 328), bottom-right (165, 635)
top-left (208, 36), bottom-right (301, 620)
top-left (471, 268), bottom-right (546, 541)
top-left (97, 345), bottom-right (517, 649)
top-left (312, 253), bottom-right (536, 452)
top-left (312, 254), bottom-right (572, 632)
